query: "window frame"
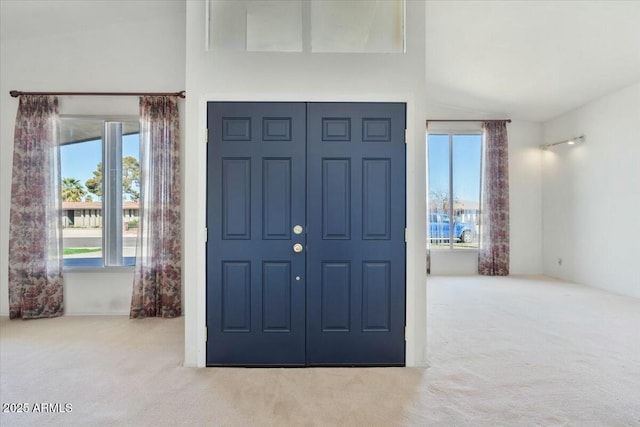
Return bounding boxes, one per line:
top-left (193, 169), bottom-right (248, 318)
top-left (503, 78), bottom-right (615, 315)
top-left (59, 115), bottom-right (140, 270)
top-left (206, 0), bottom-right (406, 53)
top-left (427, 130), bottom-right (483, 251)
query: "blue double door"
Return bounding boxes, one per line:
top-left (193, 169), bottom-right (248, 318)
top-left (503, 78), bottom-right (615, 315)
top-left (207, 102), bottom-right (406, 366)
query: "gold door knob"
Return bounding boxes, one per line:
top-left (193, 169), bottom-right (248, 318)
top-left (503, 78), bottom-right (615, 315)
top-left (293, 243), bottom-right (303, 253)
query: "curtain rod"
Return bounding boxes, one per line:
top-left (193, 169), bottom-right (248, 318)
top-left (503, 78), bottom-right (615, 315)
top-left (426, 119), bottom-right (511, 125)
top-left (10, 90), bottom-right (186, 98)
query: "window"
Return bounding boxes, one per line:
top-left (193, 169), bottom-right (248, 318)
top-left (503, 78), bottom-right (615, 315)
top-left (427, 133), bottom-right (482, 249)
top-left (207, 0), bottom-right (405, 53)
top-left (310, 0), bottom-right (404, 53)
top-left (59, 117), bottom-right (140, 268)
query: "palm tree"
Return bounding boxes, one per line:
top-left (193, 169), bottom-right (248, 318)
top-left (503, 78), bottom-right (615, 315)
top-left (62, 177), bottom-right (87, 202)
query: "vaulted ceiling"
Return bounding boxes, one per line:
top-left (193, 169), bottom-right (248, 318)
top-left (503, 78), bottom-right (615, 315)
top-left (424, 1), bottom-right (640, 121)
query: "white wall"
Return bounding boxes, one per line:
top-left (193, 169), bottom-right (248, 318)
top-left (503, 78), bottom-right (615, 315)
top-left (64, 271), bottom-right (133, 315)
top-left (542, 82), bottom-right (640, 298)
top-left (427, 120), bottom-right (544, 276)
top-left (508, 120), bottom-right (544, 274)
top-left (184, 0), bottom-right (427, 367)
top-left (0, 1), bottom-right (186, 316)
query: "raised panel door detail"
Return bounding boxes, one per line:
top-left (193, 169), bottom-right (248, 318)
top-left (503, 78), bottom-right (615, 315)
top-left (362, 159), bottom-right (391, 240)
top-left (222, 261), bottom-right (251, 332)
top-left (263, 118), bottom-right (292, 141)
top-left (306, 102), bottom-right (406, 366)
top-left (322, 118), bottom-right (351, 142)
top-left (362, 262), bottom-right (391, 332)
top-left (208, 102), bottom-right (307, 366)
top-left (222, 118), bottom-right (252, 141)
top-left (362, 118), bottom-right (391, 142)
top-left (321, 262), bottom-right (351, 331)
top-left (262, 158), bottom-right (291, 239)
top-left (262, 262), bottom-right (292, 332)
top-left (209, 101), bottom-right (405, 367)
top-left (322, 159), bottom-right (351, 239)
top-left (222, 158), bottom-right (251, 239)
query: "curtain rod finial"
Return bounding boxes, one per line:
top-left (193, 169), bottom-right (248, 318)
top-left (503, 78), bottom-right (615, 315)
top-left (10, 90), bottom-right (20, 98)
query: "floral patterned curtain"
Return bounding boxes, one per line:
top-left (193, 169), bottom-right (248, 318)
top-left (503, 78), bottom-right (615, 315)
top-left (130, 96), bottom-right (182, 318)
top-left (478, 121), bottom-right (510, 276)
top-left (8, 95), bottom-right (64, 319)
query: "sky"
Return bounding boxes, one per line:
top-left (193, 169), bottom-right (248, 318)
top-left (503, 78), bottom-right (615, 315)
top-left (60, 134), bottom-right (140, 201)
top-left (427, 133), bottom-right (482, 203)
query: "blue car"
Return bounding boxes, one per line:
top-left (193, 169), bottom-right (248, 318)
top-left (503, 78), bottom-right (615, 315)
top-left (428, 213), bottom-right (477, 243)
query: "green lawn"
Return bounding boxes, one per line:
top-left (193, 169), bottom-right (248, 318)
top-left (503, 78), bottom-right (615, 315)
top-left (63, 248), bottom-right (101, 255)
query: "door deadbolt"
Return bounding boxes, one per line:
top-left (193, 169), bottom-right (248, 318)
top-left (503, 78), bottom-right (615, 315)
top-left (293, 225), bottom-right (303, 235)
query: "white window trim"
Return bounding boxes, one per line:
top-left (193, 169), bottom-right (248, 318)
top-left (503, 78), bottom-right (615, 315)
top-left (427, 130), bottom-right (483, 251)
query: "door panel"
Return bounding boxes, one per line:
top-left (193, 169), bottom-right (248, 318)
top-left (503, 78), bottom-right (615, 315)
top-left (262, 262), bottom-right (292, 331)
top-left (322, 159), bottom-right (351, 239)
top-left (222, 159), bottom-right (251, 239)
top-left (362, 159), bottom-right (391, 239)
top-left (321, 261), bottom-right (352, 331)
top-left (262, 159), bottom-right (292, 239)
top-left (221, 261), bottom-right (251, 332)
top-left (207, 102), bottom-right (406, 367)
top-left (306, 103), bottom-right (406, 366)
top-left (362, 261), bottom-right (391, 331)
top-left (207, 102), bottom-right (306, 366)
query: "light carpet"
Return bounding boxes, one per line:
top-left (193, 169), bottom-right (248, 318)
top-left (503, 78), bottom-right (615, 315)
top-left (1, 275), bottom-right (639, 426)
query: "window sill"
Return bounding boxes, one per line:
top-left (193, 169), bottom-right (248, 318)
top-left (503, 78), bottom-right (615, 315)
top-left (428, 248), bottom-right (479, 253)
top-left (64, 266), bottom-right (135, 273)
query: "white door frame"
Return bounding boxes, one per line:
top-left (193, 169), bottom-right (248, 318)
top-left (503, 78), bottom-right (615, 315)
top-left (187, 91), bottom-right (426, 367)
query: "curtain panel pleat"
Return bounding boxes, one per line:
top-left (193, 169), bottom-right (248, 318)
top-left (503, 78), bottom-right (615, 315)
top-left (130, 96), bottom-right (182, 318)
top-left (8, 95), bottom-right (64, 319)
top-left (478, 121), bottom-right (510, 276)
